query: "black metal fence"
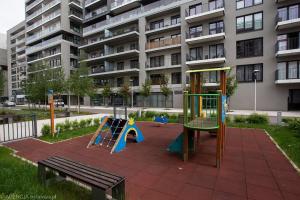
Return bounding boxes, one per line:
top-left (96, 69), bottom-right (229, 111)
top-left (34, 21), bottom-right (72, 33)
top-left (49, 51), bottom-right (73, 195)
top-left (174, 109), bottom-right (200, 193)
top-left (0, 114), bottom-right (37, 143)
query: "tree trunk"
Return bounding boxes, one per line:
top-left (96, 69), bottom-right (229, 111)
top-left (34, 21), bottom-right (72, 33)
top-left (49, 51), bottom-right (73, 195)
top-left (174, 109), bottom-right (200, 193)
top-left (77, 95), bottom-right (80, 114)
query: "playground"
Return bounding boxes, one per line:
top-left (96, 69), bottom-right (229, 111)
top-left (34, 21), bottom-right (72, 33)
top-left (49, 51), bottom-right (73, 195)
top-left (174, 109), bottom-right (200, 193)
top-left (5, 122), bottom-right (300, 200)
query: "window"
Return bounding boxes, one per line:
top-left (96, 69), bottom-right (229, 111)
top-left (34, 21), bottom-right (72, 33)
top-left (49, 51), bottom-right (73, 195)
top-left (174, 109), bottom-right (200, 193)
top-left (189, 25), bottom-right (202, 38)
top-left (130, 43), bottom-right (137, 50)
top-left (209, 0), bottom-right (224, 11)
top-left (189, 47), bottom-right (203, 61)
top-left (117, 77), bottom-right (124, 87)
top-left (277, 32), bottom-right (300, 51)
top-left (236, 0), bottom-right (262, 9)
top-left (277, 61), bottom-right (300, 80)
top-left (189, 3), bottom-right (202, 16)
top-left (171, 53), bottom-right (181, 65)
top-left (150, 19), bottom-right (164, 30)
top-left (130, 60), bottom-right (139, 69)
top-left (236, 64), bottom-right (263, 82)
top-left (117, 46), bottom-right (124, 53)
top-left (277, 4), bottom-right (300, 22)
top-left (172, 72), bottom-right (181, 84)
top-left (209, 21), bottom-right (224, 34)
top-left (150, 56), bottom-right (164, 68)
top-left (117, 62), bottom-right (124, 70)
top-left (209, 44), bottom-right (224, 58)
top-left (171, 15), bottom-right (181, 25)
top-left (236, 12), bottom-right (262, 33)
top-left (130, 76), bottom-right (139, 86)
top-left (150, 74), bottom-right (163, 85)
top-left (237, 38), bottom-right (263, 58)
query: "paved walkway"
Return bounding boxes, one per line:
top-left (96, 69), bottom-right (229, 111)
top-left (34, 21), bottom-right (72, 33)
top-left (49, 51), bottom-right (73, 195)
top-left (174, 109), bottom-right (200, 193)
top-left (5, 122), bottom-right (300, 200)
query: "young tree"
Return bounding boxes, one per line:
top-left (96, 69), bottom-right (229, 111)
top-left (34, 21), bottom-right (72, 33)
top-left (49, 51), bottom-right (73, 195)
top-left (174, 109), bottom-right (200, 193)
top-left (102, 84), bottom-right (112, 106)
top-left (160, 76), bottom-right (172, 108)
top-left (119, 83), bottom-right (131, 106)
top-left (140, 79), bottom-right (151, 107)
top-left (226, 69), bottom-right (238, 111)
top-left (67, 66), bottom-right (95, 113)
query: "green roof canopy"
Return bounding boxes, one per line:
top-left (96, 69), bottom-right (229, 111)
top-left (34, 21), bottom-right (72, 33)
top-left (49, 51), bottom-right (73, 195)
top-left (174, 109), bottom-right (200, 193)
top-left (186, 66), bottom-right (231, 74)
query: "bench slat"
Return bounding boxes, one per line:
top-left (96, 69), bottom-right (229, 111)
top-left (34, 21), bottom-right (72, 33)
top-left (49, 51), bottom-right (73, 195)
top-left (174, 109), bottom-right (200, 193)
top-left (51, 156), bottom-right (122, 181)
top-left (46, 157), bottom-right (119, 184)
top-left (38, 160), bottom-right (113, 189)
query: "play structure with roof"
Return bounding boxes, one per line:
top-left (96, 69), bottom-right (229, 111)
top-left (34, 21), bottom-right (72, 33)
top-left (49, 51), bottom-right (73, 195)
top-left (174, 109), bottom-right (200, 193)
top-left (87, 116), bottom-right (144, 153)
top-left (168, 67), bottom-right (229, 167)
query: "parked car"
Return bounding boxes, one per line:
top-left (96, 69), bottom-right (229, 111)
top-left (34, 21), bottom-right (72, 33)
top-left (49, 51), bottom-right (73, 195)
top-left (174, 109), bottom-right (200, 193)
top-left (3, 101), bottom-right (16, 107)
top-left (54, 99), bottom-right (65, 107)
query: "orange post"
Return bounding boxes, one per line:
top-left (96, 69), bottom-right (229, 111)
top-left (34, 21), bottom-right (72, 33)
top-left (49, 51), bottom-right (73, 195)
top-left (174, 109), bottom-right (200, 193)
top-left (48, 91), bottom-right (55, 137)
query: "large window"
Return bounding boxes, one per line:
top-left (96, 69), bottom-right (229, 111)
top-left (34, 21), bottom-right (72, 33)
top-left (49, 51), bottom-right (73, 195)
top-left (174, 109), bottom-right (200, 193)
top-left (189, 25), bottom-right (202, 38)
top-left (150, 19), bottom-right (164, 30)
top-left (209, 44), bottom-right (224, 58)
top-left (236, 64), bottom-right (263, 82)
top-left (150, 74), bottom-right (163, 85)
top-left (209, 0), bottom-right (224, 11)
top-left (171, 15), bottom-right (181, 25)
top-left (189, 47), bottom-right (203, 61)
top-left (236, 0), bottom-right (262, 9)
top-left (237, 38), bottom-right (263, 58)
top-left (189, 3), bottom-right (202, 16)
top-left (276, 32), bottom-right (300, 51)
top-left (150, 56), bottom-right (164, 68)
top-left (171, 53), bottom-right (181, 65)
top-left (236, 12), bottom-right (262, 33)
top-left (277, 4), bottom-right (300, 22)
top-left (130, 60), bottom-right (139, 69)
top-left (172, 72), bottom-right (181, 84)
top-left (277, 61), bottom-right (300, 80)
top-left (209, 21), bottom-right (224, 34)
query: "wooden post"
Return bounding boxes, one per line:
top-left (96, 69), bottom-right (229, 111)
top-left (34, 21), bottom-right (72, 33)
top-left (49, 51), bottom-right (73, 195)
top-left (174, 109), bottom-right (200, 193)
top-left (49, 96), bottom-right (55, 137)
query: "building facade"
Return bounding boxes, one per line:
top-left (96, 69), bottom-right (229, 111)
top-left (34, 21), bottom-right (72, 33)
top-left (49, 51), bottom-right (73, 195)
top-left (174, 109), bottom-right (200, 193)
top-left (80, 0), bottom-right (300, 111)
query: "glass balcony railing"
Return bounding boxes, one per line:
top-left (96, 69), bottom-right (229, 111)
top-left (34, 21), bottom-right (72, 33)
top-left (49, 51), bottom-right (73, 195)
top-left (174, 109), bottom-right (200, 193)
top-left (146, 21), bottom-right (181, 32)
top-left (186, 51), bottom-right (225, 61)
top-left (83, 0), bottom-right (183, 34)
top-left (146, 36), bottom-right (181, 50)
top-left (26, 0), bottom-right (61, 22)
top-left (69, 0), bottom-right (83, 7)
top-left (85, 6), bottom-right (107, 20)
top-left (69, 9), bottom-right (83, 19)
top-left (26, 0), bottom-right (42, 11)
top-left (27, 24), bottom-right (61, 43)
top-left (26, 35), bottom-right (63, 54)
top-left (87, 46), bottom-right (139, 60)
top-left (111, 0), bottom-right (139, 9)
top-left (276, 37), bottom-right (300, 52)
top-left (185, 0), bottom-right (224, 17)
top-left (276, 69), bottom-right (300, 81)
top-left (27, 10), bottom-right (61, 31)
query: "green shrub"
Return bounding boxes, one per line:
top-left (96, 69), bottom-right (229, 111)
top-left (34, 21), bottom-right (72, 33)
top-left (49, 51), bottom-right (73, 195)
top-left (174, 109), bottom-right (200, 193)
top-left (55, 123), bottom-right (65, 133)
top-left (41, 124), bottom-right (51, 136)
top-left (169, 114), bottom-right (178, 120)
top-left (287, 118), bottom-right (300, 131)
top-left (246, 113), bottom-right (269, 124)
top-left (226, 116), bottom-right (232, 124)
top-left (64, 119), bottom-right (71, 131)
top-left (143, 111), bottom-right (159, 118)
top-left (128, 111), bottom-right (138, 119)
top-left (93, 118), bottom-right (100, 126)
top-left (71, 120), bottom-right (79, 130)
top-left (234, 115), bottom-right (246, 123)
top-left (86, 118), bottom-right (93, 127)
top-left (282, 117), bottom-right (294, 124)
top-left (79, 119), bottom-right (87, 128)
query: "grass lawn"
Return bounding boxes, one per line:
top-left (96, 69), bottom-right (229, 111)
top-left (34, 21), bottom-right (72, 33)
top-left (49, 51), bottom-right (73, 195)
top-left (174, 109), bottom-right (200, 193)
top-left (0, 147), bottom-right (91, 200)
top-left (228, 123), bottom-right (300, 169)
top-left (39, 126), bottom-right (98, 143)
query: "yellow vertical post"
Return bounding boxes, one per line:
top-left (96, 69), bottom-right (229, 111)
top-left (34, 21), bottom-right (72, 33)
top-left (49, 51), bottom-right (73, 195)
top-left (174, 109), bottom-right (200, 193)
top-left (48, 91), bottom-right (55, 137)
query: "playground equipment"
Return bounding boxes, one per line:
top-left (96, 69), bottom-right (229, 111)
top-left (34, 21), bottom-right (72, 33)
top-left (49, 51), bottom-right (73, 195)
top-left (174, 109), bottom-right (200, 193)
top-left (168, 67), bottom-right (229, 168)
top-left (154, 116), bottom-right (169, 124)
top-left (87, 116), bottom-right (144, 153)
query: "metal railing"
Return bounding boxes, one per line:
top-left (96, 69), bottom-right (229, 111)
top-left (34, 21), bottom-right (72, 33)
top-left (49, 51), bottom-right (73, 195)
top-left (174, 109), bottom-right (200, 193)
top-left (186, 31), bottom-right (203, 39)
top-left (146, 36), bottom-right (181, 50)
top-left (26, 35), bottom-right (63, 54)
top-left (0, 114), bottom-right (37, 143)
top-left (85, 6), bottom-right (108, 20)
top-left (276, 37), bottom-right (300, 52)
top-left (69, 0), bottom-right (83, 7)
top-left (186, 49), bottom-right (225, 61)
top-left (185, 0), bottom-right (224, 17)
top-left (146, 22), bottom-right (181, 31)
top-left (184, 93), bottom-right (220, 130)
top-left (275, 69), bottom-right (300, 81)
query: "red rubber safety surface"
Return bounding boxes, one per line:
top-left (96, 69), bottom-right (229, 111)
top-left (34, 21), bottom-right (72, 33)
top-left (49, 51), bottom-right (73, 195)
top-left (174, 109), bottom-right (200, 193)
top-left (5, 122), bottom-right (300, 200)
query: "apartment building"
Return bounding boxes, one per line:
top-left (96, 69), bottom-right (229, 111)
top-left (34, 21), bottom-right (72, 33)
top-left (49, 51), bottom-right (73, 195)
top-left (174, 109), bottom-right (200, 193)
top-left (79, 0), bottom-right (300, 111)
top-left (7, 21), bottom-right (26, 101)
top-left (0, 41), bottom-right (8, 98)
top-left (24, 0), bottom-right (83, 104)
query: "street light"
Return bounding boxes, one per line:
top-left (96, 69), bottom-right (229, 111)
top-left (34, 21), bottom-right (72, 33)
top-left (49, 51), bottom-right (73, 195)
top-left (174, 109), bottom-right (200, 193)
top-left (129, 79), bottom-right (134, 108)
top-left (253, 69), bottom-right (260, 113)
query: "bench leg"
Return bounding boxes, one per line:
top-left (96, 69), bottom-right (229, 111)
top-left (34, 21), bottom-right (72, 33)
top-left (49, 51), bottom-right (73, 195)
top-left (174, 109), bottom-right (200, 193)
top-left (92, 186), bottom-right (106, 200)
top-left (38, 164), bottom-right (46, 186)
top-left (112, 180), bottom-right (125, 200)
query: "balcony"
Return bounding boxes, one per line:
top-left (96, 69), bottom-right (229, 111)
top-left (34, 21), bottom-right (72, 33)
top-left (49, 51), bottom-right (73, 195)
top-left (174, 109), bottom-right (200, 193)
top-left (276, 37), bottom-right (300, 57)
top-left (81, 27), bottom-right (139, 49)
top-left (26, 0), bottom-right (42, 12)
top-left (26, 35), bottom-right (63, 55)
top-left (26, 24), bottom-right (61, 44)
top-left (145, 64), bottom-right (181, 71)
top-left (85, 47), bottom-right (139, 63)
top-left (276, 14), bottom-right (300, 30)
top-left (85, 0), bottom-right (104, 9)
top-left (84, 6), bottom-right (107, 21)
top-left (26, 0), bottom-right (61, 22)
top-left (89, 65), bottom-right (139, 77)
top-left (69, 9), bottom-right (83, 22)
top-left (275, 69), bottom-right (300, 84)
top-left (27, 52), bottom-right (61, 64)
top-left (186, 53), bottom-right (225, 67)
top-left (185, 1), bottom-right (224, 23)
top-left (145, 36), bottom-right (181, 53)
top-left (145, 22), bottom-right (181, 36)
top-left (111, 0), bottom-right (141, 14)
top-left (27, 10), bottom-right (61, 32)
top-left (186, 31), bottom-right (225, 45)
top-left (69, 0), bottom-right (83, 9)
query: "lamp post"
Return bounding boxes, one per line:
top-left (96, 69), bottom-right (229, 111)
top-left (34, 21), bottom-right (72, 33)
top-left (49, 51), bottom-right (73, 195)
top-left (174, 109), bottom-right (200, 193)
top-left (253, 69), bottom-right (260, 113)
top-left (129, 79), bottom-right (134, 108)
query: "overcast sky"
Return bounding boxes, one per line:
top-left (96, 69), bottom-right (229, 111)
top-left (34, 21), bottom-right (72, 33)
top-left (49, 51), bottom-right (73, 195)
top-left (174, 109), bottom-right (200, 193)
top-left (0, 0), bottom-right (25, 34)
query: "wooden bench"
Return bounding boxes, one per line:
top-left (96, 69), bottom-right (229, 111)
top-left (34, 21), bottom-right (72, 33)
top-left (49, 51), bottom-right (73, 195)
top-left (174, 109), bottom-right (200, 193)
top-left (38, 156), bottom-right (125, 200)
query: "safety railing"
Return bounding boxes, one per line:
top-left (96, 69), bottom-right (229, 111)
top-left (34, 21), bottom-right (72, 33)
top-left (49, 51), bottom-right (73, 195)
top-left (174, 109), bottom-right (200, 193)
top-left (184, 93), bottom-right (220, 130)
